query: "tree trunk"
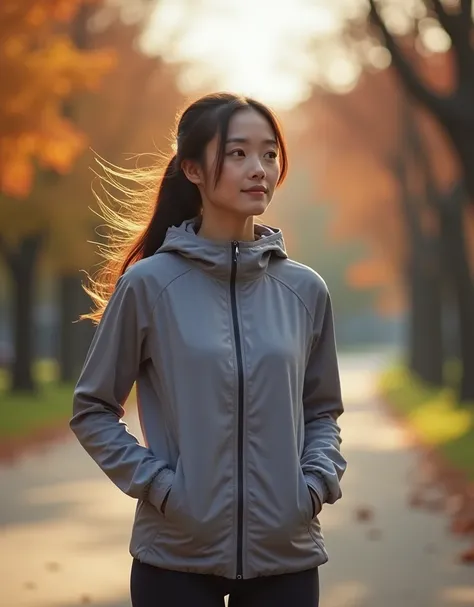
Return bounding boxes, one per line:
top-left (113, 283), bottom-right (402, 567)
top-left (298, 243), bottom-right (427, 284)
top-left (407, 234), bottom-right (444, 386)
top-left (58, 273), bottom-right (95, 382)
top-left (400, 96), bottom-right (474, 397)
top-left (392, 124), bottom-right (444, 385)
top-left (58, 274), bottom-right (79, 382)
top-left (440, 191), bottom-right (474, 402)
top-left (443, 122), bottom-right (474, 207)
top-left (0, 233), bottom-right (43, 392)
top-left (55, 3), bottom-right (97, 385)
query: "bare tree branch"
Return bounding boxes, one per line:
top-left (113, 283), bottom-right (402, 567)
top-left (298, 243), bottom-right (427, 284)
top-left (461, 0), bottom-right (473, 20)
top-left (368, 0), bottom-right (452, 119)
top-left (429, 0), bottom-right (473, 71)
top-left (0, 234), bottom-right (14, 268)
top-left (428, 0), bottom-right (455, 35)
top-left (458, 0), bottom-right (474, 55)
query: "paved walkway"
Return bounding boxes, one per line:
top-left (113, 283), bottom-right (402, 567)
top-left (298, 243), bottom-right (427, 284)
top-left (1, 352), bottom-right (473, 607)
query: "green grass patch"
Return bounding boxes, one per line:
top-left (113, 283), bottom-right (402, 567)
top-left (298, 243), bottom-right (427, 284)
top-left (379, 364), bottom-right (474, 481)
top-left (0, 382), bottom-right (74, 440)
top-left (0, 359), bottom-right (74, 440)
top-left (0, 359), bottom-right (137, 442)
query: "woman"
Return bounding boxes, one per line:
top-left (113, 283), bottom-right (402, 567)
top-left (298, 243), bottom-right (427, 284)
top-left (71, 92), bottom-right (346, 607)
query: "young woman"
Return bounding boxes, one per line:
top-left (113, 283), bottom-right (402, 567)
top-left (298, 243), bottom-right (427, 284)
top-left (70, 92), bottom-right (346, 607)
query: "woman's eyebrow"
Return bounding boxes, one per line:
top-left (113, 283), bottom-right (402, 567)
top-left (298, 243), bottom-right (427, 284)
top-left (226, 137), bottom-right (277, 145)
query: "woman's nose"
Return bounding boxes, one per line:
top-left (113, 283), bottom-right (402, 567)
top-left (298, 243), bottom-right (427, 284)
top-left (250, 163), bottom-right (266, 180)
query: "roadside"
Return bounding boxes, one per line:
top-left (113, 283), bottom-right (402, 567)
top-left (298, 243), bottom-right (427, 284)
top-left (0, 351), bottom-right (473, 607)
top-left (0, 360), bottom-right (135, 463)
top-left (380, 364), bottom-right (474, 564)
top-left (0, 360), bottom-right (73, 462)
top-left (380, 364), bottom-right (474, 481)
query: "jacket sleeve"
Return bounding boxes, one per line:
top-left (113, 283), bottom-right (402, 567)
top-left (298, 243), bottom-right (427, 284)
top-left (301, 287), bottom-right (346, 510)
top-left (70, 270), bottom-right (174, 512)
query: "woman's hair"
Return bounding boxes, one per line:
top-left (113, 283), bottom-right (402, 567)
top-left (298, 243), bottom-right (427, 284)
top-left (82, 92), bottom-right (289, 323)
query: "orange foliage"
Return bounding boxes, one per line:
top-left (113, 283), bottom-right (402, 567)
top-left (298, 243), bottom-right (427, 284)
top-left (0, 0), bottom-right (115, 197)
top-left (0, 5), bottom-right (184, 272)
top-left (347, 257), bottom-right (395, 290)
top-left (46, 16), bottom-right (185, 271)
top-left (297, 57), bottom-right (460, 311)
top-left (347, 256), bottom-right (405, 316)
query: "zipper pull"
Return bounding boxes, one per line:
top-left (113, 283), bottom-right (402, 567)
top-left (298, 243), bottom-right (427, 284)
top-left (232, 241), bottom-right (240, 263)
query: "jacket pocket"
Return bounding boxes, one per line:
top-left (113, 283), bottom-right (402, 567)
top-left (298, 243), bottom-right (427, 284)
top-left (130, 500), bottom-right (162, 559)
top-left (307, 516), bottom-right (327, 553)
top-left (162, 457), bottom-right (180, 520)
top-left (162, 456), bottom-right (199, 535)
top-left (162, 455), bottom-right (231, 545)
top-left (298, 464), bottom-right (315, 526)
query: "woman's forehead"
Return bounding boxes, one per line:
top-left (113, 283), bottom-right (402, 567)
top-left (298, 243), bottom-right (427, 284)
top-left (227, 109), bottom-right (276, 141)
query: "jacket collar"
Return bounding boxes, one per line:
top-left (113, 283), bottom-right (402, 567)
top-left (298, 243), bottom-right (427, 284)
top-left (157, 218), bottom-right (287, 281)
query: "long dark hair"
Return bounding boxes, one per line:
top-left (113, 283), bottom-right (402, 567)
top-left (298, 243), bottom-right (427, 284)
top-left (82, 92), bottom-right (289, 323)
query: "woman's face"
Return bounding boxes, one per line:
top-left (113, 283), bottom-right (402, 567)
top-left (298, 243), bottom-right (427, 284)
top-left (186, 108), bottom-right (281, 220)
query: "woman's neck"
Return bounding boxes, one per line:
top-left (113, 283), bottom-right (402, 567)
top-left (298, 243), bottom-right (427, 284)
top-left (198, 212), bottom-right (255, 242)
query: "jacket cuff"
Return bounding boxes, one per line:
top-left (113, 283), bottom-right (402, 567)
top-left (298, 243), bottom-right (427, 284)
top-left (146, 467), bottom-right (175, 512)
top-left (304, 472), bottom-right (327, 508)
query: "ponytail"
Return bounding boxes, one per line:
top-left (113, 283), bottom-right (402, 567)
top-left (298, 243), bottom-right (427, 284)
top-left (81, 91), bottom-right (289, 325)
top-left (81, 154), bottom-right (201, 324)
top-left (140, 155), bottom-right (201, 259)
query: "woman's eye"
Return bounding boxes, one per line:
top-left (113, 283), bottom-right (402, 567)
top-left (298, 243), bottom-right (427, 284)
top-left (265, 151), bottom-right (278, 159)
top-left (228, 149), bottom-right (245, 157)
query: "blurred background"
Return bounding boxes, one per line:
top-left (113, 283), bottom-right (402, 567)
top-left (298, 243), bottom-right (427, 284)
top-left (1, 1), bottom-right (474, 606)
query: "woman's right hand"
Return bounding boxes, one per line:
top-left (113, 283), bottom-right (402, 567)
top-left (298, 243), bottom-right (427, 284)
top-left (161, 487), bottom-right (171, 514)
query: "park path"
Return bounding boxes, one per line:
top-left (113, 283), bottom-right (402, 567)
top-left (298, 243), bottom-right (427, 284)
top-left (1, 350), bottom-right (473, 607)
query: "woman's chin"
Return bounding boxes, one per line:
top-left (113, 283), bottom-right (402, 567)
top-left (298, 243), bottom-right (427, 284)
top-left (238, 198), bottom-right (269, 217)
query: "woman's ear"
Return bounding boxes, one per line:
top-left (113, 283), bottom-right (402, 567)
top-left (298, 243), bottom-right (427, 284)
top-left (181, 159), bottom-right (204, 186)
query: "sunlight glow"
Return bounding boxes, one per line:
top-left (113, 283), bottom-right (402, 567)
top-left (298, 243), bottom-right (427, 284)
top-left (419, 18), bottom-right (452, 53)
top-left (326, 56), bottom-right (361, 93)
top-left (143, 0), bottom-right (341, 108)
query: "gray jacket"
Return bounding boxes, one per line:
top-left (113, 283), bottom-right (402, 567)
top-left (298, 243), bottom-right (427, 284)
top-left (70, 218), bottom-right (346, 580)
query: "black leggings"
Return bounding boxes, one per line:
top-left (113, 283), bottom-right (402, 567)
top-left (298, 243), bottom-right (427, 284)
top-left (131, 559), bottom-right (319, 607)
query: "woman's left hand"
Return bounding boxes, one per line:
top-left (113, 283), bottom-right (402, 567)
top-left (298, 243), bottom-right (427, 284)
top-left (308, 486), bottom-right (322, 519)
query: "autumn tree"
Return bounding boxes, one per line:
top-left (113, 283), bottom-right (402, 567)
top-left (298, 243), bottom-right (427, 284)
top-left (0, 0), bottom-right (115, 391)
top-left (297, 71), bottom-right (410, 312)
top-left (296, 65), bottom-right (474, 395)
top-left (52, 6), bottom-right (184, 381)
top-left (366, 1), bottom-right (474, 201)
top-left (363, 1), bottom-right (474, 400)
top-left (0, 1), bottom-right (185, 390)
top-left (0, 0), bottom-right (113, 197)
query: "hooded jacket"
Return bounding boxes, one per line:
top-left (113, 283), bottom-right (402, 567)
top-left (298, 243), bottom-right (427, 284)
top-left (70, 218), bottom-right (346, 580)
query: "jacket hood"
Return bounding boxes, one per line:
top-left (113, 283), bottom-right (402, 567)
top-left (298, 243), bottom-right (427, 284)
top-left (157, 217), bottom-right (288, 280)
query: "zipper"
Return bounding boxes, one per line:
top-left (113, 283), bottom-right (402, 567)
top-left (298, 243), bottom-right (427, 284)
top-left (230, 241), bottom-right (244, 580)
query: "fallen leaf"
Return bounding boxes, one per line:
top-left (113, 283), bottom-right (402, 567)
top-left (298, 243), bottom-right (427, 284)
top-left (408, 492), bottom-right (423, 508)
top-left (24, 581), bottom-right (36, 590)
top-left (445, 494), bottom-right (464, 516)
top-left (355, 506), bottom-right (373, 522)
top-left (459, 547), bottom-right (474, 564)
top-left (451, 516), bottom-right (474, 535)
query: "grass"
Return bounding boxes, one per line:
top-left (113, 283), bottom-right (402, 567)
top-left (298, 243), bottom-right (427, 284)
top-left (0, 359), bottom-right (137, 442)
top-left (379, 364), bottom-right (474, 481)
top-left (0, 383), bottom-right (75, 440)
top-left (0, 360), bottom-right (74, 440)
